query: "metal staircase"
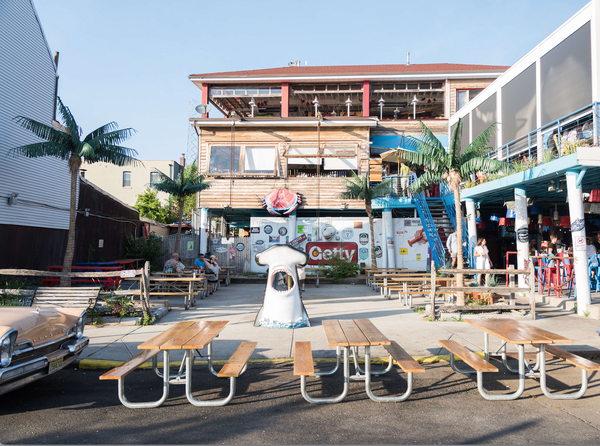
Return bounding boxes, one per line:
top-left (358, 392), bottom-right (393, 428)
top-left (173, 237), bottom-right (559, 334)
top-left (440, 183), bottom-right (475, 268)
top-left (414, 192), bottom-right (451, 268)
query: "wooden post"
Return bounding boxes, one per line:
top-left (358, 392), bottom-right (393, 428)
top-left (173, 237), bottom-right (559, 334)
top-left (141, 261), bottom-right (151, 315)
top-left (508, 265), bottom-right (515, 306)
top-left (430, 260), bottom-right (436, 320)
top-left (529, 261), bottom-right (536, 320)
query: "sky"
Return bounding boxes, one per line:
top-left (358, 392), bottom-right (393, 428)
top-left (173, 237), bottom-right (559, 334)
top-left (34, 0), bottom-right (590, 162)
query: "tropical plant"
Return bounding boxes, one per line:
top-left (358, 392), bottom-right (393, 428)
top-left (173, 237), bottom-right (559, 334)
top-left (320, 252), bottom-right (360, 281)
top-left (340, 171), bottom-right (391, 268)
top-left (399, 118), bottom-right (507, 305)
top-left (11, 97), bottom-right (138, 286)
top-left (152, 161), bottom-right (210, 254)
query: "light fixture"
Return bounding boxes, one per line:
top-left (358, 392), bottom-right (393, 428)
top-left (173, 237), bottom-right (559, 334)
top-left (249, 97), bottom-right (256, 117)
top-left (378, 96), bottom-right (385, 120)
top-left (548, 180), bottom-right (555, 192)
top-left (553, 204), bottom-right (559, 221)
top-left (560, 216), bottom-right (571, 228)
top-left (7, 192), bottom-right (18, 205)
top-left (394, 107), bottom-right (399, 119)
top-left (84, 208), bottom-right (90, 217)
top-left (312, 96), bottom-right (319, 116)
top-left (411, 95), bottom-right (418, 119)
top-left (556, 180), bottom-right (566, 193)
top-left (345, 96), bottom-right (352, 116)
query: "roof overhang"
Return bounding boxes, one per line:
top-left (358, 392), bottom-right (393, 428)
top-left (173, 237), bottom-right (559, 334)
top-left (190, 117), bottom-right (379, 128)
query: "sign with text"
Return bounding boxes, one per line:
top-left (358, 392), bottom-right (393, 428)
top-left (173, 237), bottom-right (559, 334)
top-left (288, 234), bottom-right (307, 247)
top-left (306, 242), bottom-right (358, 265)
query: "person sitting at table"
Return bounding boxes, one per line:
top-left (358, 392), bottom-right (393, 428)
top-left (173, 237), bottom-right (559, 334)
top-left (206, 255), bottom-right (220, 281)
top-left (587, 237), bottom-right (598, 280)
top-left (164, 253), bottom-right (185, 273)
top-left (194, 253), bottom-right (207, 272)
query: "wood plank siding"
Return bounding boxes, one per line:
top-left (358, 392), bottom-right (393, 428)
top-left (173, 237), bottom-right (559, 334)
top-left (196, 125), bottom-right (371, 210)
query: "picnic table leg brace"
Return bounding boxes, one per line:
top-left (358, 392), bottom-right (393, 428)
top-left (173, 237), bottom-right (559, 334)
top-left (476, 344), bottom-right (526, 401)
top-left (538, 345), bottom-right (588, 399)
top-left (117, 351), bottom-right (171, 409)
top-left (350, 346), bottom-right (393, 378)
top-left (185, 348), bottom-right (237, 406)
top-left (364, 347), bottom-right (414, 402)
top-left (314, 346), bottom-right (341, 376)
top-left (152, 351), bottom-right (187, 381)
top-left (494, 341), bottom-right (537, 376)
top-left (300, 347), bottom-right (349, 404)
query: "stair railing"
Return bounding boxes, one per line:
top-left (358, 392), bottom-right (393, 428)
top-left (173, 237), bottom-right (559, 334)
top-left (439, 183), bottom-right (475, 268)
top-left (414, 191), bottom-right (446, 268)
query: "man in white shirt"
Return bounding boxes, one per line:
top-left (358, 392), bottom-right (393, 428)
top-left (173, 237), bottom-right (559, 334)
top-left (446, 231), bottom-right (458, 268)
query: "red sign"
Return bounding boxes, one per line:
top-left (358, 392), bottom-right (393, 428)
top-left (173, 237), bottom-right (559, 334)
top-left (306, 242), bottom-right (358, 265)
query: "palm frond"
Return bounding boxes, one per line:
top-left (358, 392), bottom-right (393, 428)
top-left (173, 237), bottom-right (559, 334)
top-left (152, 162), bottom-right (210, 198)
top-left (461, 122), bottom-right (497, 161)
top-left (12, 117), bottom-right (69, 144)
top-left (8, 141), bottom-right (72, 160)
top-left (83, 122), bottom-right (120, 142)
top-left (448, 119), bottom-right (463, 167)
top-left (400, 146), bottom-right (446, 170)
top-left (89, 128), bottom-right (137, 147)
top-left (409, 170), bottom-right (444, 194)
top-left (56, 97), bottom-right (82, 142)
top-left (460, 157), bottom-right (508, 177)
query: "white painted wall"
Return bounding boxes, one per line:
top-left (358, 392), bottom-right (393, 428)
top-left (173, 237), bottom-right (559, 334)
top-left (0, 0), bottom-right (71, 230)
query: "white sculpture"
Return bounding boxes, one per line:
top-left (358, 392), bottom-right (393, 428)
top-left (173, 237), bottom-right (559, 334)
top-left (254, 245), bottom-right (310, 328)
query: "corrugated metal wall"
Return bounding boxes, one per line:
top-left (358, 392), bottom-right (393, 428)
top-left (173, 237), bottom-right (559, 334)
top-left (0, 0), bottom-right (71, 230)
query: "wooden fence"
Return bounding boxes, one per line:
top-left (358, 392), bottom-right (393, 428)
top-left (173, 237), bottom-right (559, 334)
top-left (160, 234), bottom-right (199, 266)
top-left (208, 236), bottom-right (251, 274)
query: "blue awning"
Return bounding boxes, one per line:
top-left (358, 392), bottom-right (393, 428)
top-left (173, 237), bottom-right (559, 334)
top-left (371, 134), bottom-right (449, 152)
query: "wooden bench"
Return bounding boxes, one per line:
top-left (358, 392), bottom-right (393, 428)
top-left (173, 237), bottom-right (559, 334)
top-left (32, 286), bottom-right (102, 311)
top-left (438, 339), bottom-right (498, 373)
top-left (533, 344), bottom-right (600, 399)
top-left (294, 341), bottom-right (315, 376)
top-left (218, 341), bottom-right (257, 378)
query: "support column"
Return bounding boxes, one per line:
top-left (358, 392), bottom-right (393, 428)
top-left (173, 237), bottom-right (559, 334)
top-left (201, 84), bottom-right (210, 118)
top-left (566, 170), bottom-right (591, 315)
top-left (199, 207), bottom-right (208, 255)
top-left (514, 188), bottom-right (529, 288)
top-left (281, 82), bottom-right (289, 118)
top-left (383, 209), bottom-right (395, 268)
top-left (288, 211), bottom-right (297, 241)
top-left (362, 81), bottom-right (370, 117)
top-left (465, 199), bottom-right (478, 258)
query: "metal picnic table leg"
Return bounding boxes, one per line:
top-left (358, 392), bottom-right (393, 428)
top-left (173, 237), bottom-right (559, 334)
top-left (538, 344), bottom-right (588, 399)
top-left (349, 346), bottom-right (393, 378)
top-left (476, 344), bottom-right (526, 401)
top-left (118, 350), bottom-right (170, 408)
top-left (300, 347), bottom-right (349, 404)
top-left (364, 347), bottom-right (415, 402)
top-left (185, 347), bottom-right (237, 406)
top-left (314, 346), bottom-right (341, 376)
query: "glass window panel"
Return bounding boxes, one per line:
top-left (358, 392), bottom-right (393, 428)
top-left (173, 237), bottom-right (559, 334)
top-left (288, 146), bottom-right (319, 156)
top-left (457, 91), bottom-right (468, 111)
top-left (235, 89), bottom-right (246, 95)
top-left (209, 146), bottom-right (241, 174)
top-left (259, 88), bottom-right (270, 95)
top-left (324, 158), bottom-right (357, 170)
top-left (123, 171), bottom-right (131, 187)
top-left (419, 83), bottom-right (431, 90)
top-left (502, 63), bottom-right (537, 143)
top-left (472, 93), bottom-right (497, 149)
top-left (245, 146), bottom-right (275, 173)
top-left (431, 82), bottom-right (443, 89)
top-left (247, 88), bottom-right (258, 95)
top-left (271, 88), bottom-right (281, 95)
top-left (407, 83), bottom-right (418, 90)
top-left (223, 89), bottom-right (234, 96)
top-left (209, 88), bottom-right (221, 96)
top-left (150, 172), bottom-right (160, 188)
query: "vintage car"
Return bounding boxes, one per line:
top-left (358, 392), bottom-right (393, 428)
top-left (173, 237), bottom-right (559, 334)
top-left (0, 306), bottom-right (88, 395)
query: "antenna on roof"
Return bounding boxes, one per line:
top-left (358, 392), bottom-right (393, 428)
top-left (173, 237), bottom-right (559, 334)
top-left (407, 52), bottom-right (410, 66)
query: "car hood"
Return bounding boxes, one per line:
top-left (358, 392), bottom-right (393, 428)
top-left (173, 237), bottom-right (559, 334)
top-left (0, 307), bottom-right (83, 346)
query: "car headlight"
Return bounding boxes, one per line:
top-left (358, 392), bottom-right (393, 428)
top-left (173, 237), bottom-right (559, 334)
top-left (75, 313), bottom-right (85, 339)
top-left (1, 330), bottom-right (18, 368)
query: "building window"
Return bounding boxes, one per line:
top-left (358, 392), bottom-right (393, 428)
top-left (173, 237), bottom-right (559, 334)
top-left (123, 171), bottom-right (131, 187)
top-left (150, 172), bottom-right (160, 188)
top-left (244, 146), bottom-right (276, 173)
top-left (457, 89), bottom-right (483, 111)
top-left (209, 146), bottom-right (241, 174)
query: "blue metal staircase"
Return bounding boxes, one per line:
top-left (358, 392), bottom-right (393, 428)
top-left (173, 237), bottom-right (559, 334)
top-left (440, 183), bottom-right (475, 268)
top-left (414, 192), bottom-right (447, 268)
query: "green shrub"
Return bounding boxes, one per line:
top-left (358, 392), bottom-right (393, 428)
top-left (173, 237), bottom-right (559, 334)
top-left (124, 232), bottom-right (166, 271)
top-left (320, 254), bottom-right (360, 282)
top-left (0, 274), bottom-right (34, 306)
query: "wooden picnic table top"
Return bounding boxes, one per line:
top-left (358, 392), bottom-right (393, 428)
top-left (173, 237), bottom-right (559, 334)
top-left (322, 319), bottom-right (391, 348)
top-left (46, 265), bottom-right (123, 272)
top-left (220, 266), bottom-right (236, 270)
top-left (138, 320), bottom-right (228, 351)
top-left (391, 276), bottom-right (456, 281)
top-left (465, 318), bottom-right (573, 345)
top-left (148, 276), bottom-right (205, 282)
top-left (365, 267), bottom-right (408, 272)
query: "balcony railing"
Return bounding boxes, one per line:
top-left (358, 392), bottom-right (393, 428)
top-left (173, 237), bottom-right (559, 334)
top-left (490, 102), bottom-right (598, 164)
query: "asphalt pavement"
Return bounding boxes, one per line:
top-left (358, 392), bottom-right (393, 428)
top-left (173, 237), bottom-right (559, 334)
top-left (1, 281), bottom-right (600, 445)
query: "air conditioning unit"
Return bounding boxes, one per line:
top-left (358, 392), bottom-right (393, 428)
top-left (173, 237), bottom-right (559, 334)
top-left (288, 60), bottom-right (301, 67)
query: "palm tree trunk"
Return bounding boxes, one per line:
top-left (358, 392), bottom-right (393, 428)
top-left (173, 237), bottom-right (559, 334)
top-left (60, 157), bottom-right (81, 287)
top-left (366, 202), bottom-right (377, 268)
top-left (174, 199), bottom-right (184, 254)
top-left (454, 188), bottom-right (465, 305)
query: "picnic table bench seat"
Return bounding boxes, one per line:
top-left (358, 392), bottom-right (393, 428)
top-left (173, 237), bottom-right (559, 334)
top-left (31, 286), bottom-right (102, 312)
top-left (438, 340), bottom-right (498, 373)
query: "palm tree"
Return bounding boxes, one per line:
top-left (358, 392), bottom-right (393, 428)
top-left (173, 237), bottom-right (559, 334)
top-left (340, 171), bottom-right (391, 268)
top-left (11, 97), bottom-right (138, 286)
top-left (400, 118), bottom-right (506, 305)
top-left (152, 161), bottom-right (210, 254)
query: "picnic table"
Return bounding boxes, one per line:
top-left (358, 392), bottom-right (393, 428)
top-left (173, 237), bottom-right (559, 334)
top-left (148, 276), bottom-right (206, 310)
top-left (305, 266), bottom-right (327, 288)
top-left (442, 318), bottom-right (599, 400)
top-left (112, 259), bottom-right (143, 270)
top-left (42, 265), bottom-right (124, 290)
top-left (100, 320), bottom-right (256, 407)
top-left (219, 266), bottom-right (235, 286)
top-left (364, 267), bottom-right (408, 288)
top-left (294, 319), bottom-right (424, 403)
